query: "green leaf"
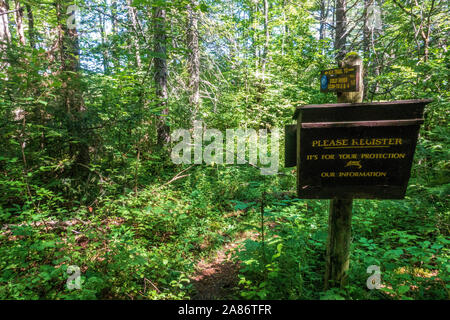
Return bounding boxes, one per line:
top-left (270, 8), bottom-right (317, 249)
top-left (398, 285), bottom-right (410, 294)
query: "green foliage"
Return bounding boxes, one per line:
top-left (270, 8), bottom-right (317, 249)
top-left (0, 0), bottom-right (448, 300)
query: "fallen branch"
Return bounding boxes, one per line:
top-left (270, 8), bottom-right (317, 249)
top-left (144, 278), bottom-right (161, 293)
top-left (159, 165), bottom-right (195, 189)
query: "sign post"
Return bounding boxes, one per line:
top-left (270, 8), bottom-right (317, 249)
top-left (284, 52), bottom-right (432, 290)
top-left (324, 53), bottom-right (363, 290)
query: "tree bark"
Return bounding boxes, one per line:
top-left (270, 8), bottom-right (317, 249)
top-left (98, 11), bottom-right (110, 75)
top-left (261, 0), bottom-right (269, 78)
top-left (56, 1), bottom-right (90, 176)
top-left (187, 0), bottom-right (200, 118)
top-left (127, 0), bottom-right (142, 69)
top-left (363, 0), bottom-right (382, 100)
top-left (334, 0), bottom-right (347, 63)
top-left (319, 0), bottom-right (330, 42)
top-left (111, 0), bottom-right (118, 34)
top-left (0, 0), bottom-right (11, 71)
top-left (281, 0), bottom-right (287, 55)
top-left (252, 2), bottom-right (259, 69)
top-left (154, 6), bottom-right (169, 146)
top-left (14, 1), bottom-right (25, 45)
top-left (99, 13), bottom-right (107, 74)
top-left (25, 4), bottom-right (35, 49)
top-left (362, 0), bottom-right (371, 100)
top-left (109, 0), bottom-right (120, 71)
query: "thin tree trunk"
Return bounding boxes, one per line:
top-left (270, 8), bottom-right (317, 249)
top-left (370, 29), bottom-right (381, 97)
top-left (99, 12), bottom-right (109, 74)
top-left (25, 4), bottom-right (35, 49)
top-left (364, 0), bottom-right (383, 99)
top-left (0, 0), bottom-right (11, 71)
top-left (109, 0), bottom-right (120, 71)
top-left (154, 6), bottom-right (169, 146)
top-left (281, 0), bottom-right (287, 55)
top-left (14, 1), bottom-right (25, 45)
top-left (127, 0), bottom-right (142, 69)
top-left (261, 0), bottom-right (269, 78)
top-left (421, 0), bottom-right (435, 62)
top-left (319, 0), bottom-right (330, 42)
top-left (253, 2), bottom-right (258, 69)
top-left (111, 0), bottom-right (118, 34)
top-left (331, 0), bottom-right (335, 47)
top-left (334, 0), bottom-right (347, 63)
top-left (187, 0), bottom-right (200, 118)
top-left (362, 0), bottom-right (370, 100)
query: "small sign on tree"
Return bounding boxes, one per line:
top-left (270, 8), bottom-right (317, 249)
top-left (320, 66), bottom-right (360, 93)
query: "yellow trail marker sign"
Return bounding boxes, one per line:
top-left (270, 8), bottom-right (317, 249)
top-left (320, 66), bottom-right (360, 92)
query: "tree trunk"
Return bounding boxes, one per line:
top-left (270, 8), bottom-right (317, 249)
top-left (187, 0), bottom-right (200, 118)
top-left (0, 0), bottom-right (11, 71)
top-left (111, 0), bottom-right (118, 34)
top-left (334, 0), bottom-right (347, 63)
top-left (319, 0), bottom-right (330, 42)
top-left (127, 0), bottom-right (142, 69)
top-left (109, 0), bottom-right (120, 71)
top-left (154, 6), bottom-right (169, 146)
top-left (14, 1), bottom-right (25, 45)
top-left (420, 0), bottom-right (435, 62)
top-left (25, 4), bottom-right (35, 49)
top-left (281, 0), bottom-right (287, 55)
top-left (362, 0), bottom-right (370, 100)
top-left (252, 2), bottom-right (259, 69)
top-left (364, 0), bottom-right (383, 100)
top-left (261, 0), bottom-right (269, 78)
top-left (98, 12), bottom-right (109, 74)
top-left (56, 1), bottom-right (90, 176)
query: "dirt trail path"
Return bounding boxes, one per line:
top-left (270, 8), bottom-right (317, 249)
top-left (190, 230), bottom-right (257, 300)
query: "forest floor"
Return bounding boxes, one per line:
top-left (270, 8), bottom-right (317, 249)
top-left (190, 230), bottom-right (258, 299)
top-left (0, 157), bottom-right (448, 300)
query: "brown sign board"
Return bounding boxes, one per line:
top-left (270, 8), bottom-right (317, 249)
top-left (288, 99), bottom-right (432, 199)
top-left (320, 66), bottom-right (359, 92)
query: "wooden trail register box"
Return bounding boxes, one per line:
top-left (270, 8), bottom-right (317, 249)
top-left (285, 99), bottom-right (433, 199)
